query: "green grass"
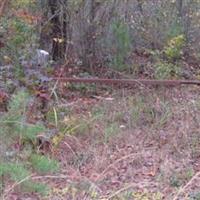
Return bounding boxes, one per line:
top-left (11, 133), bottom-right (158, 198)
top-left (61, 92), bottom-right (172, 144)
top-left (0, 90), bottom-right (58, 197)
top-left (0, 162), bottom-right (49, 196)
top-left (22, 181), bottom-right (50, 196)
top-left (30, 154), bottom-right (59, 174)
top-left (104, 122), bottom-right (119, 143)
top-left (0, 163), bottom-right (30, 181)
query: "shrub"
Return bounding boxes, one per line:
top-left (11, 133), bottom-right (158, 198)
top-left (0, 163), bottom-right (29, 180)
top-left (0, 90), bottom-right (54, 196)
top-left (154, 61), bottom-right (180, 79)
top-left (164, 34), bottom-right (186, 61)
top-left (167, 19), bottom-right (184, 39)
top-left (111, 19), bottom-right (131, 71)
top-left (0, 163), bottom-right (49, 195)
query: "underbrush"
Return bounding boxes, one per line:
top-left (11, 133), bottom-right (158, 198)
top-left (0, 90), bottom-right (59, 198)
top-left (154, 61), bottom-right (180, 79)
top-left (2, 87), bottom-right (200, 199)
top-left (52, 90), bottom-right (173, 145)
top-left (47, 88), bottom-right (200, 200)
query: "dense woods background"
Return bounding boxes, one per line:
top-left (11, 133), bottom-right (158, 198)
top-left (1, 0), bottom-right (200, 74)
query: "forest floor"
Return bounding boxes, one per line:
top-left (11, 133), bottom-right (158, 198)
top-left (45, 86), bottom-right (200, 200)
top-left (1, 63), bottom-right (200, 200)
top-left (9, 88), bottom-right (200, 200)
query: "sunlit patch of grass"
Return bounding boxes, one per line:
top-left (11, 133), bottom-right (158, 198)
top-left (49, 184), bottom-right (164, 200)
top-left (48, 183), bottom-right (100, 200)
top-left (124, 190), bottom-right (163, 200)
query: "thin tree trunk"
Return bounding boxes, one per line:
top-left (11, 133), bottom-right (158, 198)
top-left (176, 0), bottom-right (183, 17)
top-left (48, 0), bottom-right (62, 60)
top-left (48, 0), bottom-right (69, 61)
top-left (137, 0), bottom-right (143, 14)
top-left (82, 0), bottom-right (98, 71)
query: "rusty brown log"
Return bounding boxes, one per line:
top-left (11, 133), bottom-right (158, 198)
top-left (52, 77), bottom-right (200, 87)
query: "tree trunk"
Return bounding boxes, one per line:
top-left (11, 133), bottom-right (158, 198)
top-left (176, 0), bottom-right (183, 17)
top-left (137, 0), bottom-right (143, 14)
top-left (47, 0), bottom-right (68, 61)
top-left (82, 0), bottom-right (98, 71)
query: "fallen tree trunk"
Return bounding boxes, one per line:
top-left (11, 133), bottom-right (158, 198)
top-left (52, 77), bottom-right (200, 87)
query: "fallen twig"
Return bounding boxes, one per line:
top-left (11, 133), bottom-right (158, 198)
top-left (2, 174), bottom-right (72, 200)
top-left (172, 171), bottom-right (200, 200)
top-left (96, 152), bottom-right (142, 181)
top-left (2, 174), bottom-right (35, 200)
top-left (106, 183), bottom-right (138, 200)
top-left (102, 181), bottom-right (157, 200)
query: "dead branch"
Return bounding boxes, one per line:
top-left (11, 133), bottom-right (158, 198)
top-left (172, 171), bottom-right (200, 200)
top-left (96, 152), bottom-right (142, 181)
top-left (52, 77), bottom-right (200, 87)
